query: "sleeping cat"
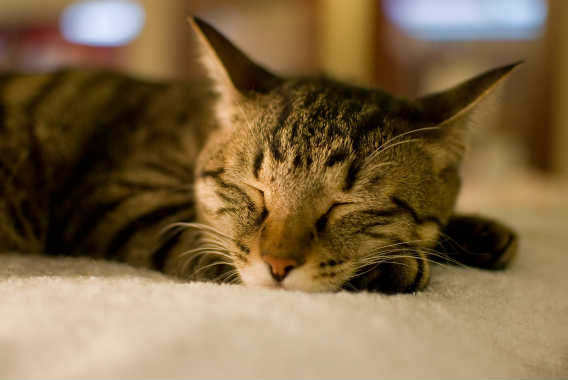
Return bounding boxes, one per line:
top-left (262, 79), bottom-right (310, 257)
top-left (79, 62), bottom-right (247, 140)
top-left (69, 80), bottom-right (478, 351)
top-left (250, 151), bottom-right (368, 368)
top-left (0, 17), bottom-right (518, 293)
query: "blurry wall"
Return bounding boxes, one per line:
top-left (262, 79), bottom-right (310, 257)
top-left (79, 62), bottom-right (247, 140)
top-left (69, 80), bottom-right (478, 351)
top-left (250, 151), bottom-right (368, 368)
top-left (0, 0), bottom-right (62, 22)
top-left (124, 0), bottom-right (317, 80)
top-left (318, 0), bottom-right (374, 84)
top-left (0, 0), bottom-right (567, 180)
top-left (549, 0), bottom-right (568, 176)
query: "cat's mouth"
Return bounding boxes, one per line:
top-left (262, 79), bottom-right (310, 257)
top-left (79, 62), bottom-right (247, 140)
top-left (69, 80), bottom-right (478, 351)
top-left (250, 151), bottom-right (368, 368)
top-left (237, 254), bottom-right (347, 292)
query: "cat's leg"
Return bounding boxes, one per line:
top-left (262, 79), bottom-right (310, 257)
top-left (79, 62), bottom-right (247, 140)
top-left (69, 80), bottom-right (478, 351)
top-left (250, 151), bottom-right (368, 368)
top-left (345, 215), bottom-right (517, 292)
top-left (435, 214), bottom-right (518, 269)
top-left (0, 104), bottom-right (48, 254)
top-left (0, 199), bottom-right (26, 252)
top-left (345, 252), bottom-right (431, 294)
top-left (0, 150), bottom-right (48, 253)
top-left (0, 188), bottom-right (46, 253)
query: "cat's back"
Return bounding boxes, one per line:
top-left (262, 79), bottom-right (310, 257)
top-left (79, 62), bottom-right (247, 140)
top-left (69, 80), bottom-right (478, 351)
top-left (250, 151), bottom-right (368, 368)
top-left (0, 68), bottom-right (215, 254)
top-left (0, 68), bottom-right (213, 161)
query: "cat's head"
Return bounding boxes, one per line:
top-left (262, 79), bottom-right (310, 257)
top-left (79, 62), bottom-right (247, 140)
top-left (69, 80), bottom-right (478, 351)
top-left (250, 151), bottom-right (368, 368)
top-left (190, 17), bottom-right (518, 292)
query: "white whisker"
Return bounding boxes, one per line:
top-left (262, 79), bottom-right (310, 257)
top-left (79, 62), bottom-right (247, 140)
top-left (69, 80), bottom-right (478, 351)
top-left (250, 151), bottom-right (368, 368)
top-left (370, 138), bottom-right (420, 159)
top-left (170, 222), bottom-right (235, 242)
top-left (190, 260), bottom-right (234, 279)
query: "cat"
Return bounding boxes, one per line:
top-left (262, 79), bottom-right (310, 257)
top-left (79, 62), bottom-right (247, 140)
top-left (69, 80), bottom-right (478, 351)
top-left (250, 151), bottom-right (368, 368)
top-left (0, 17), bottom-right (518, 293)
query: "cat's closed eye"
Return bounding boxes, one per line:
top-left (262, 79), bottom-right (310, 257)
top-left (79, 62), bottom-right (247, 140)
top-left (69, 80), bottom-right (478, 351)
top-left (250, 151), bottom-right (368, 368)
top-left (243, 183), bottom-right (269, 226)
top-left (243, 182), bottom-right (265, 201)
top-left (315, 202), bottom-right (351, 232)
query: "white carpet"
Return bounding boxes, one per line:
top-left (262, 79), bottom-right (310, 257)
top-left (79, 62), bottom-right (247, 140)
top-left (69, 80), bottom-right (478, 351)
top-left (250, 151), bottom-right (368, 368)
top-left (1, 176), bottom-right (567, 379)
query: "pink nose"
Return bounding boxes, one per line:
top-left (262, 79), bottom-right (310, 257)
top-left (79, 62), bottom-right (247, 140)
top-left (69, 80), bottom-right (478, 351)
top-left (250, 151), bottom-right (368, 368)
top-left (262, 255), bottom-right (298, 282)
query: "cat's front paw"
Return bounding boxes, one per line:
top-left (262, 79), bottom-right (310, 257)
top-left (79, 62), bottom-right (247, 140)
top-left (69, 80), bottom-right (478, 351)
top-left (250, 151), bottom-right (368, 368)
top-left (437, 214), bottom-right (518, 269)
top-left (344, 254), bottom-right (431, 294)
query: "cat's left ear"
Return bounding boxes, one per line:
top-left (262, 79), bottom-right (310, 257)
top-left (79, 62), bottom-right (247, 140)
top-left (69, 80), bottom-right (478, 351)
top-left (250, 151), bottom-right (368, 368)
top-left (415, 62), bottom-right (521, 126)
top-left (189, 16), bottom-right (282, 97)
top-left (413, 61), bottom-right (521, 163)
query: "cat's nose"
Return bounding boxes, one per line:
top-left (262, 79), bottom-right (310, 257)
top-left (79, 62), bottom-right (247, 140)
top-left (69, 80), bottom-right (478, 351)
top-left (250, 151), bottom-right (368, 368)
top-left (262, 255), bottom-right (298, 282)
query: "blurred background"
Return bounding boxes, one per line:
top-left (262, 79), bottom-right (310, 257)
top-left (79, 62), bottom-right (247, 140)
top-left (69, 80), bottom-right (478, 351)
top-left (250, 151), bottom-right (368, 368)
top-left (1, 0), bottom-right (567, 199)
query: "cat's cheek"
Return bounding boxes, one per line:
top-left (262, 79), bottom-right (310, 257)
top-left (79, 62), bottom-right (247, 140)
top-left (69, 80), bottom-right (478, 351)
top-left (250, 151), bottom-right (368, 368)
top-left (195, 182), bottom-right (219, 217)
top-left (283, 267), bottom-right (346, 293)
top-left (195, 182), bottom-right (236, 235)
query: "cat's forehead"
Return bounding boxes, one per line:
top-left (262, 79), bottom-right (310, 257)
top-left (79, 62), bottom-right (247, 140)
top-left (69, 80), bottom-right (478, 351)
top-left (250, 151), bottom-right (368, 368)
top-left (255, 78), bottom-right (407, 168)
top-left (278, 77), bottom-right (391, 114)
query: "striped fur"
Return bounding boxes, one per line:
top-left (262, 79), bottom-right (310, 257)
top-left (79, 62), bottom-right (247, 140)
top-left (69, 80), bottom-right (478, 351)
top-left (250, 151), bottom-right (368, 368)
top-left (0, 69), bottom-right (213, 275)
top-left (0, 18), bottom-right (519, 293)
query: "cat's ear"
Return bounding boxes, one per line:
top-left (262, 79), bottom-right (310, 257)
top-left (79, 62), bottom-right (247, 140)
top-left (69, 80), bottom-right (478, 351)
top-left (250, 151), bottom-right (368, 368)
top-left (414, 62), bottom-right (521, 165)
top-left (189, 16), bottom-right (282, 96)
top-left (415, 62), bottom-right (521, 126)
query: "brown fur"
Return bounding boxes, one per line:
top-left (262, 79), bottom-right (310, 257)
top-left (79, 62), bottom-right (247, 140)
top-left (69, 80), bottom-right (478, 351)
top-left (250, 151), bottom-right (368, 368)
top-left (0, 17), bottom-right (519, 293)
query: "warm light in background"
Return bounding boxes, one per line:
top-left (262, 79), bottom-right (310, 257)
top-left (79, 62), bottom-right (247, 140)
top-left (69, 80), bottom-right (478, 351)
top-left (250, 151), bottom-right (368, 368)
top-left (60, 0), bottom-right (145, 46)
top-left (384, 0), bottom-right (548, 40)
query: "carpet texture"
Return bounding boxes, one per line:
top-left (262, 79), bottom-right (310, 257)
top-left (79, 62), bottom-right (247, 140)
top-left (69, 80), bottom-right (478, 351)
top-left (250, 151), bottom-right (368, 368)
top-left (1, 176), bottom-right (567, 379)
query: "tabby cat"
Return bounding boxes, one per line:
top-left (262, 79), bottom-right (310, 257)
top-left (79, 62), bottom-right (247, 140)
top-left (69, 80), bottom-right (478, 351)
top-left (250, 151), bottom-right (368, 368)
top-left (0, 17), bottom-right (518, 293)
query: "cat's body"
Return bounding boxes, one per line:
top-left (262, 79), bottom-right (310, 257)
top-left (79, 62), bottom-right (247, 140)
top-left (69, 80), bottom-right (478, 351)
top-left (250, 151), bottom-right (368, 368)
top-left (0, 69), bottom-right (222, 274)
top-left (0, 18), bottom-right (518, 292)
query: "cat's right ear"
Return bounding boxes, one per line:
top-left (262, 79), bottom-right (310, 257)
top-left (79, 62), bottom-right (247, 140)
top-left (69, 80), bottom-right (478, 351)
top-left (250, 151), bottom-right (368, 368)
top-left (189, 16), bottom-right (282, 97)
top-left (410, 62), bottom-right (521, 167)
